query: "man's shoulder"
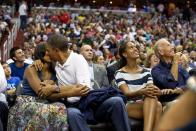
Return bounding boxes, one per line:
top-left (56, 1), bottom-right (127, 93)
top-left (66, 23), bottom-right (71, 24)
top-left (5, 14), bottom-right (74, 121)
top-left (151, 63), bottom-right (166, 74)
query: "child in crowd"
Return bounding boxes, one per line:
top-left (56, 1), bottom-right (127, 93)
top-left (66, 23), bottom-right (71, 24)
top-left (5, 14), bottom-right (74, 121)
top-left (2, 62), bottom-right (20, 96)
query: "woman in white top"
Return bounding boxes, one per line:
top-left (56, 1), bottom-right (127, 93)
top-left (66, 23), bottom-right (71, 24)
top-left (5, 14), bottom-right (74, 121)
top-left (115, 41), bottom-right (162, 131)
top-left (0, 63), bottom-right (8, 131)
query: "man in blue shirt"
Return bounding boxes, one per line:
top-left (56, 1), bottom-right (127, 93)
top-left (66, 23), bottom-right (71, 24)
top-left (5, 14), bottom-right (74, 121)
top-left (9, 47), bottom-right (29, 80)
top-left (152, 38), bottom-right (189, 102)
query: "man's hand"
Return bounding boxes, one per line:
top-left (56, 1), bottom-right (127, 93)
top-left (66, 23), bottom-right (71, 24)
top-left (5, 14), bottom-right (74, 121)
top-left (161, 89), bottom-right (174, 95)
top-left (173, 52), bottom-right (182, 63)
top-left (68, 84), bottom-right (90, 97)
top-left (173, 88), bottom-right (183, 94)
top-left (32, 60), bottom-right (43, 71)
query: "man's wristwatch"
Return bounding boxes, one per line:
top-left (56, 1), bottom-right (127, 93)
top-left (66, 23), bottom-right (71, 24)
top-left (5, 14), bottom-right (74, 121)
top-left (187, 77), bottom-right (196, 92)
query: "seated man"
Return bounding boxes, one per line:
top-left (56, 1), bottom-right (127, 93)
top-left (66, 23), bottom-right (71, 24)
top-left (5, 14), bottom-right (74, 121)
top-left (80, 45), bottom-right (109, 89)
top-left (152, 38), bottom-right (189, 103)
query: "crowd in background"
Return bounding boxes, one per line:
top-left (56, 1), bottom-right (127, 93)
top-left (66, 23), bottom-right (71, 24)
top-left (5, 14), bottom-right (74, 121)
top-left (0, 1), bottom-right (196, 131)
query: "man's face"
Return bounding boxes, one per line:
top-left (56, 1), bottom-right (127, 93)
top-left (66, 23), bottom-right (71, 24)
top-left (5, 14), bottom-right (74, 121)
top-left (159, 40), bottom-right (175, 58)
top-left (81, 45), bottom-right (93, 61)
top-left (13, 49), bottom-right (25, 62)
top-left (2, 63), bottom-right (11, 77)
top-left (46, 45), bottom-right (58, 62)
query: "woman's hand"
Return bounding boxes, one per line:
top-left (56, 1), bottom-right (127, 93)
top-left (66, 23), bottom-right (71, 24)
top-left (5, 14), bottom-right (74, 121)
top-left (38, 84), bottom-right (57, 98)
top-left (141, 84), bottom-right (161, 98)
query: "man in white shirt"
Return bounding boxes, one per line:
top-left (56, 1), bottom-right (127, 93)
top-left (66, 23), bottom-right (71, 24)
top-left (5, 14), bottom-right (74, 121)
top-left (19, 1), bottom-right (27, 30)
top-left (39, 34), bottom-right (130, 131)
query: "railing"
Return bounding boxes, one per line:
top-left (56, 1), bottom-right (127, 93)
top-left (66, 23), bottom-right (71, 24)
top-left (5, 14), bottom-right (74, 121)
top-left (34, 6), bottom-right (140, 15)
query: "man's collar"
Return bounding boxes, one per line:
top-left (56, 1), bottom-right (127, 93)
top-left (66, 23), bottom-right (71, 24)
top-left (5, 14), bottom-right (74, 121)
top-left (56, 51), bottom-right (73, 68)
top-left (160, 60), bottom-right (172, 69)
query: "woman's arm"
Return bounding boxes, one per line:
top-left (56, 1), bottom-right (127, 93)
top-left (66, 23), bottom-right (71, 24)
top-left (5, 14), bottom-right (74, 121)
top-left (24, 66), bottom-right (56, 95)
top-left (120, 83), bottom-right (160, 99)
top-left (119, 83), bottom-right (144, 98)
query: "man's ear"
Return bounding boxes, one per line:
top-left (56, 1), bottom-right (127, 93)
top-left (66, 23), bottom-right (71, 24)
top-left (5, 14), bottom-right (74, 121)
top-left (13, 57), bottom-right (17, 61)
top-left (159, 49), bottom-right (164, 56)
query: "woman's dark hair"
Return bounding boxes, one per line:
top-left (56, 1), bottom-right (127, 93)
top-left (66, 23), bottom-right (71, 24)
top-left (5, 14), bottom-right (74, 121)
top-left (34, 42), bottom-right (56, 74)
top-left (34, 42), bottom-right (47, 62)
top-left (118, 40), bottom-right (129, 68)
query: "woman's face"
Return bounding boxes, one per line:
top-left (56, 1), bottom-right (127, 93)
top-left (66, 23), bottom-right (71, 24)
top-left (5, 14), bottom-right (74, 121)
top-left (97, 56), bottom-right (105, 65)
top-left (123, 42), bottom-right (139, 59)
top-left (150, 54), bottom-right (160, 68)
top-left (43, 50), bottom-right (52, 63)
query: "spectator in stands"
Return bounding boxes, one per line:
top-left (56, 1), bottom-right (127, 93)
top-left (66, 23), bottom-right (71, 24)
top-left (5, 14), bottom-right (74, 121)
top-left (145, 52), bottom-right (160, 69)
top-left (80, 45), bottom-right (109, 89)
top-left (7, 43), bottom-right (68, 130)
top-left (93, 55), bottom-right (106, 67)
top-left (35, 34), bottom-right (131, 131)
top-left (180, 54), bottom-right (192, 72)
top-left (2, 62), bottom-right (20, 96)
top-left (0, 63), bottom-right (8, 131)
top-left (152, 38), bottom-right (189, 103)
top-left (115, 41), bottom-right (162, 131)
top-left (19, 0), bottom-right (28, 31)
top-left (9, 47), bottom-right (29, 80)
top-left (189, 51), bottom-right (196, 69)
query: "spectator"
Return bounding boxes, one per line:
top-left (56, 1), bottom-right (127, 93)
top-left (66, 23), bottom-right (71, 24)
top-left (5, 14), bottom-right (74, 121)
top-left (115, 41), bottom-right (162, 131)
top-left (93, 55), bottom-right (106, 67)
top-left (2, 62), bottom-right (20, 96)
top-left (80, 45), bottom-right (109, 89)
top-left (152, 38), bottom-right (189, 103)
top-left (145, 52), bottom-right (160, 69)
top-left (19, 1), bottom-right (28, 30)
top-left (189, 51), bottom-right (196, 69)
top-left (9, 47), bottom-right (29, 80)
top-left (180, 54), bottom-right (192, 72)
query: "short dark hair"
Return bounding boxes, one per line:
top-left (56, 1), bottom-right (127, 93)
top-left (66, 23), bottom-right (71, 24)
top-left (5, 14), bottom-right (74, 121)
top-left (47, 34), bottom-right (69, 51)
top-left (10, 47), bottom-right (21, 60)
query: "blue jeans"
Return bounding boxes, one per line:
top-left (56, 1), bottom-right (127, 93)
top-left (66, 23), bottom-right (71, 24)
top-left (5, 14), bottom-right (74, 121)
top-left (67, 96), bottom-right (131, 131)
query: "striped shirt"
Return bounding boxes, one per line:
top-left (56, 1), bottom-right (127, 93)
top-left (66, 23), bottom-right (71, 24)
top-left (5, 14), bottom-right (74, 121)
top-left (115, 68), bottom-right (153, 92)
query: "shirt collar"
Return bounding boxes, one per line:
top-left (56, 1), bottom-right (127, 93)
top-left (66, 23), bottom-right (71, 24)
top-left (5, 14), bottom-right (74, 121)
top-left (56, 51), bottom-right (73, 69)
top-left (160, 60), bottom-right (172, 69)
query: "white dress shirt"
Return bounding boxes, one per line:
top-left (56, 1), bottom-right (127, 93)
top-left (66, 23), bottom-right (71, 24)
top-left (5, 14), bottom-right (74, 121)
top-left (55, 51), bottom-right (91, 103)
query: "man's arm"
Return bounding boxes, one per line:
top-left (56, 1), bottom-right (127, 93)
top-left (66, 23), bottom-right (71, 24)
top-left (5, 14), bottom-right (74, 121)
top-left (46, 84), bottom-right (90, 100)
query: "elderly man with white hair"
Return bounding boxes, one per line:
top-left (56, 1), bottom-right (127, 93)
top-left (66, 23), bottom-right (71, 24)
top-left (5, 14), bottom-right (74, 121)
top-left (151, 38), bottom-right (189, 103)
